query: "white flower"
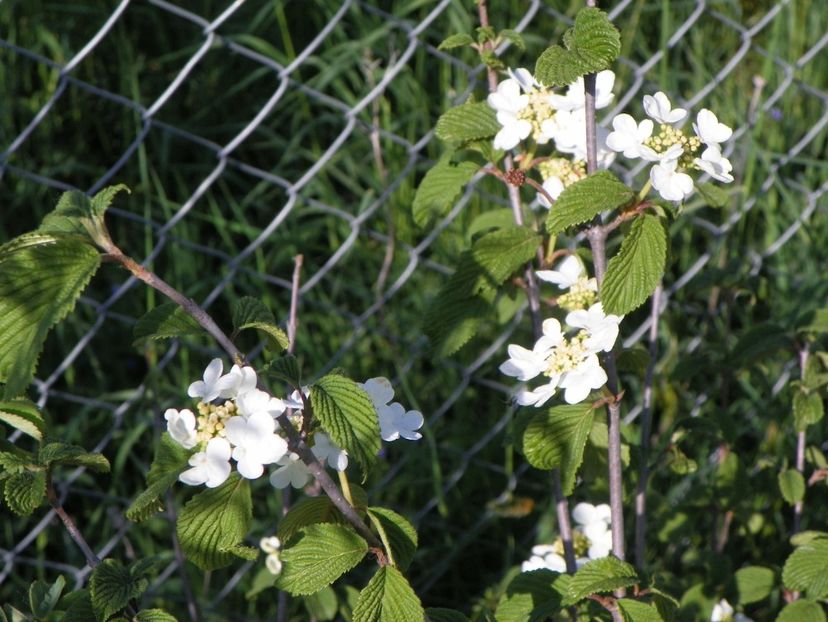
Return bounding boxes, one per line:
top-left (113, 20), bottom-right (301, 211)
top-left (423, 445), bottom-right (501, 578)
top-left (226, 364), bottom-right (258, 399)
top-left (507, 67), bottom-right (539, 92)
top-left (260, 536), bottom-right (281, 554)
top-left (572, 502), bottom-right (611, 527)
top-left (377, 402), bottom-right (424, 442)
top-left (225, 413), bottom-right (288, 479)
top-left (558, 354), bottom-right (607, 404)
top-left (285, 387), bottom-right (308, 411)
top-left (711, 599), bottom-right (753, 622)
top-left (565, 303), bottom-right (622, 353)
top-left (695, 145), bottom-right (734, 183)
top-left (521, 551), bottom-right (566, 573)
top-left (650, 158), bottom-right (694, 202)
top-left (642, 91), bottom-right (687, 124)
top-left (606, 114), bottom-right (654, 159)
top-left (572, 502), bottom-right (613, 558)
top-left (179, 437), bottom-right (232, 488)
top-left (361, 377), bottom-right (395, 410)
top-left (536, 176), bottom-right (564, 208)
top-left (164, 408), bottom-right (198, 449)
top-left (515, 382), bottom-right (558, 407)
top-left (236, 388), bottom-right (287, 419)
top-left (547, 70), bottom-right (615, 111)
top-left (693, 109), bottom-right (732, 145)
top-left (541, 109), bottom-right (615, 166)
top-left (260, 537), bottom-right (283, 576)
top-left (536, 255), bottom-right (587, 290)
top-left (493, 118), bottom-right (532, 151)
top-left (639, 142), bottom-right (684, 163)
top-left (500, 318), bottom-right (564, 382)
top-left (187, 358), bottom-right (239, 403)
top-left (488, 78), bottom-right (532, 151)
top-left (312, 432), bottom-right (349, 471)
top-left (265, 554), bottom-right (283, 576)
top-left (269, 452), bottom-right (312, 489)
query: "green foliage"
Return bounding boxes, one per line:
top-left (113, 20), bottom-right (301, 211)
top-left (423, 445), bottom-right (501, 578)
top-left (412, 158), bottom-right (479, 227)
top-left (797, 308), bottom-right (828, 335)
top-left (793, 388), bottom-right (824, 431)
top-left (352, 566), bottom-right (424, 622)
top-left (38, 442), bottom-right (110, 472)
top-left (37, 185), bottom-right (128, 248)
top-left (0, 400), bottom-right (45, 442)
top-left (523, 404), bottom-right (595, 494)
top-left (426, 608), bottom-right (469, 622)
top-left (276, 523), bottom-right (368, 596)
top-left (601, 215), bottom-right (668, 315)
top-left (734, 566), bottom-right (775, 605)
top-left (0, 233), bottom-right (101, 398)
top-left (777, 600), bottom-right (826, 622)
top-left (28, 575), bottom-right (65, 619)
top-left (2, 468), bottom-right (46, 516)
top-left (133, 303), bottom-right (203, 346)
top-left (778, 468), bottom-right (806, 505)
top-left (311, 374), bottom-right (380, 479)
top-left (563, 556), bottom-right (639, 606)
top-left (437, 33), bottom-right (475, 50)
top-left (265, 354), bottom-right (302, 388)
top-left (176, 474), bottom-right (255, 570)
top-left (278, 496), bottom-right (346, 542)
top-left (535, 8), bottom-right (621, 86)
top-left (304, 586), bottom-right (338, 621)
top-left (617, 598), bottom-right (664, 622)
top-left (696, 182), bottom-right (730, 208)
top-left (127, 433), bottom-right (191, 522)
top-left (89, 559), bottom-right (152, 621)
top-left (545, 171), bottom-right (634, 235)
top-left (367, 506), bottom-right (418, 571)
top-left (231, 296), bottom-right (289, 352)
top-left (435, 102), bottom-right (500, 143)
top-left (782, 535), bottom-right (828, 598)
top-left (495, 570), bottom-right (568, 622)
top-left (135, 610), bottom-right (179, 622)
top-left (62, 590), bottom-right (95, 622)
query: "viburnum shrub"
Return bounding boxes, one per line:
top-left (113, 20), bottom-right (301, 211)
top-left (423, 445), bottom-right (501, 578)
top-left (1, 4), bottom-right (826, 622)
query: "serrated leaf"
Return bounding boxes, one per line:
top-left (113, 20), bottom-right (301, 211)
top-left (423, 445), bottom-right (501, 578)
top-left (425, 296), bottom-right (490, 358)
top-left (426, 608), bottom-right (469, 622)
top-left (523, 404), bottom-right (595, 494)
top-left (127, 433), bottom-right (192, 522)
top-left (63, 590), bottom-right (95, 622)
top-left (564, 556), bottom-right (639, 606)
top-left (265, 354), bottom-right (302, 388)
top-left (176, 474), bottom-right (252, 570)
top-left (435, 102), bottom-right (500, 143)
top-left (3, 469), bottom-right (46, 516)
top-left (777, 599), bottom-right (826, 622)
top-left (367, 507), bottom-right (417, 571)
top-left (535, 8), bottom-right (620, 87)
top-left (278, 496), bottom-right (346, 542)
top-left (89, 559), bottom-right (149, 621)
top-left (135, 610), bottom-right (178, 622)
top-left (133, 302), bottom-right (203, 346)
top-left (311, 375), bottom-right (380, 479)
top-left (499, 29), bottom-right (525, 51)
top-left (38, 442), bottom-right (110, 472)
top-left (0, 400), bottom-right (45, 441)
top-left (231, 296), bottom-right (289, 351)
top-left (438, 33), bottom-right (474, 50)
top-left (38, 185), bottom-right (128, 247)
top-left (468, 208), bottom-right (516, 238)
top-left (304, 586), bottom-right (338, 621)
top-left (601, 215), bottom-right (667, 316)
top-left (0, 451), bottom-right (33, 474)
top-left (0, 233), bottom-right (101, 398)
top-left (276, 524), bottom-right (368, 596)
top-left (618, 599), bottom-right (663, 622)
top-left (616, 347), bottom-right (650, 374)
top-left (735, 566), bottom-right (774, 605)
top-left (545, 171), bottom-right (634, 235)
top-left (412, 158), bottom-right (479, 227)
top-left (496, 570), bottom-right (568, 622)
top-left (696, 182), bottom-right (729, 208)
top-left (89, 184), bottom-right (129, 219)
top-left (794, 390), bottom-right (824, 431)
top-left (782, 538), bottom-right (828, 597)
top-left (352, 566), bottom-right (424, 622)
top-left (779, 469), bottom-right (806, 505)
top-left (29, 575), bottom-right (65, 618)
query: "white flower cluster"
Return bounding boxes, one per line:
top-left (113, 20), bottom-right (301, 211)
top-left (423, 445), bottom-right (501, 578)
top-left (711, 599), bottom-right (754, 622)
top-left (500, 256), bottom-right (621, 406)
top-left (521, 502), bottom-right (612, 572)
top-left (606, 91), bottom-right (734, 201)
top-left (164, 360), bottom-right (423, 490)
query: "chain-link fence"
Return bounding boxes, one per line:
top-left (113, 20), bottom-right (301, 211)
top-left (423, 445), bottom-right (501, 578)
top-left (2, 0), bottom-right (827, 618)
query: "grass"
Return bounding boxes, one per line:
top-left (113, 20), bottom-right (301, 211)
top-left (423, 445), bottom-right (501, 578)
top-left (1, 0), bottom-right (827, 619)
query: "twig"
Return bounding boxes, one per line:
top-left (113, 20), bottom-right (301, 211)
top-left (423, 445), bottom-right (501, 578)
top-left (46, 473), bottom-right (101, 568)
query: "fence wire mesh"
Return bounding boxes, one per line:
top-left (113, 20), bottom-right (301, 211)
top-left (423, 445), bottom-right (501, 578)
top-left (1, 0), bottom-right (827, 618)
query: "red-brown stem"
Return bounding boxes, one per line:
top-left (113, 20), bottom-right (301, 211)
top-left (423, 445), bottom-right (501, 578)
top-left (46, 473), bottom-right (101, 568)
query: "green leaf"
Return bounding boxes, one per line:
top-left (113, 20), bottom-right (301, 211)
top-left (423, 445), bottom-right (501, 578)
top-left (545, 171), bottom-right (634, 235)
top-left (133, 302), bottom-right (203, 346)
top-left (0, 451), bottom-right (33, 474)
top-left (438, 33), bottom-right (474, 50)
top-left (797, 308), bottom-right (828, 335)
top-left (89, 559), bottom-right (149, 621)
top-left (231, 296), bottom-right (289, 351)
top-left (264, 354), bottom-right (302, 388)
top-left (63, 590), bottom-right (95, 622)
top-left (618, 599), bottom-right (663, 622)
top-left (535, 8), bottom-right (621, 87)
top-left (367, 507), bottom-right (418, 571)
top-left (412, 158), bottom-right (479, 226)
top-left (0, 233), bottom-right (101, 398)
top-left (311, 374), bottom-right (380, 478)
top-left (523, 404), bottom-right (595, 494)
top-left (782, 538), bottom-right (828, 598)
top-left (696, 182), bottom-right (730, 208)
top-left (278, 496), bottom-right (346, 542)
top-left (498, 29), bottom-right (525, 51)
top-left (468, 208), bottom-right (516, 238)
top-left (38, 442), bottom-right (110, 472)
top-left (616, 347), bottom-right (651, 374)
top-left (3, 469), bottom-right (46, 516)
top-left (38, 185), bottom-right (128, 247)
top-left (496, 570), bottom-right (569, 622)
top-left (564, 556), bottom-right (639, 606)
top-left (276, 524), bottom-right (368, 596)
top-left (29, 575), bottom-right (65, 618)
top-left (135, 610), bottom-right (178, 622)
top-left (794, 389), bottom-right (824, 431)
top-left (352, 566), bottom-right (424, 622)
top-left (601, 215), bottom-right (667, 316)
top-left (176, 474), bottom-right (253, 570)
top-left (127, 433), bottom-right (192, 522)
top-left (435, 102), bottom-right (500, 143)
top-left (0, 400), bottom-right (45, 442)
top-left (426, 608), bottom-right (469, 622)
top-left (304, 586), bottom-right (338, 621)
top-left (777, 600), bottom-right (826, 622)
top-left (779, 469), bottom-right (806, 505)
top-left (735, 566), bottom-right (775, 605)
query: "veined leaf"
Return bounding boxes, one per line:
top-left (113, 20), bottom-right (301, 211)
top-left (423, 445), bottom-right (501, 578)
top-left (564, 556), bottom-right (639, 605)
top-left (276, 524), bottom-right (368, 596)
top-left (0, 400), bottom-right (45, 441)
top-left (127, 433), bottom-right (192, 522)
top-left (265, 354), bottom-right (302, 388)
top-left (38, 442), bottom-right (109, 472)
top-left (311, 374), bottom-right (380, 478)
top-left (778, 469), bottom-right (806, 505)
top-left (545, 171), bottom-right (633, 235)
top-left (89, 559), bottom-right (150, 621)
top-left (133, 302), bottom-right (203, 346)
top-left (794, 389), bottom-right (824, 431)
top-left (782, 537), bottom-right (828, 598)
top-left (496, 570), bottom-right (569, 622)
top-left (135, 610), bottom-right (178, 622)
top-left (735, 566), bottom-right (774, 605)
top-left (278, 496), bottom-right (346, 542)
top-left (303, 586), bottom-right (338, 621)
top-left (352, 566), bottom-right (424, 622)
top-left (413, 158), bottom-right (479, 227)
top-left (777, 600), bottom-right (826, 622)
top-left (231, 296), bottom-right (289, 351)
top-left (0, 233), bottom-right (101, 398)
top-left (37, 185), bottom-right (128, 247)
top-left (3, 469), bottom-right (46, 516)
top-left (367, 507), bottom-right (418, 571)
top-left (435, 102), bottom-right (500, 143)
top-left (601, 215), bottom-right (667, 316)
top-left (438, 33), bottom-right (474, 50)
top-left (29, 575), bottom-right (65, 619)
top-left (62, 590), bottom-right (95, 622)
top-left (617, 599), bottom-right (663, 622)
